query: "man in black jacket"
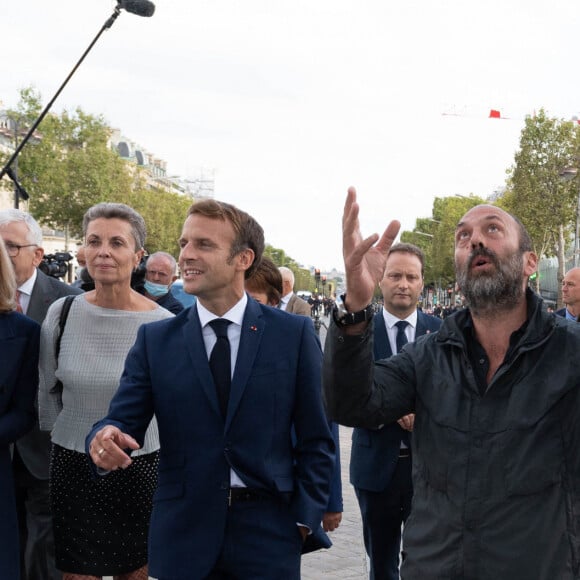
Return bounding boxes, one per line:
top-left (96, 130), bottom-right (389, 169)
top-left (324, 188), bottom-right (580, 580)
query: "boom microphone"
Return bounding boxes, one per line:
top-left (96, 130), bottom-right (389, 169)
top-left (118, 0), bottom-right (156, 17)
top-left (0, 0), bottom-right (156, 207)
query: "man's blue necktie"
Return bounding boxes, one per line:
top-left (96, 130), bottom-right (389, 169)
top-left (395, 320), bottom-right (409, 353)
top-left (209, 319), bottom-right (232, 418)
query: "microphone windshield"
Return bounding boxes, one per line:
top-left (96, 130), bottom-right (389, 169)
top-left (119, 0), bottom-right (155, 17)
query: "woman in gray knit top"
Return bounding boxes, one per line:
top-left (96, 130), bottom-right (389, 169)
top-left (39, 203), bottom-right (173, 580)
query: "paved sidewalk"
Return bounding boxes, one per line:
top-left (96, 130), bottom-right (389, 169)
top-left (301, 425), bottom-right (368, 579)
top-left (303, 315), bottom-right (368, 578)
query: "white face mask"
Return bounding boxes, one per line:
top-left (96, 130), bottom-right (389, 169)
top-left (144, 280), bottom-right (169, 298)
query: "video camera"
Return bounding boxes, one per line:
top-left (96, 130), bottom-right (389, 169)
top-left (39, 252), bottom-right (73, 279)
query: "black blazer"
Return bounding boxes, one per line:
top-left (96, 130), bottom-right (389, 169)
top-left (0, 311), bottom-right (40, 578)
top-left (15, 270), bottom-right (81, 479)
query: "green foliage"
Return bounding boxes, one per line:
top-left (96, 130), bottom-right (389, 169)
top-left (2, 87), bottom-right (193, 257)
top-left (121, 180), bottom-right (192, 257)
top-left (401, 194), bottom-right (484, 287)
top-left (264, 244), bottom-right (314, 291)
top-left (500, 109), bottom-right (579, 259)
top-left (8, 89), bottom-right (134, 236)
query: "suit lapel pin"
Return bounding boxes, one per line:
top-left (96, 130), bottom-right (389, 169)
top-left (250, 325), bottom-right (257, 331)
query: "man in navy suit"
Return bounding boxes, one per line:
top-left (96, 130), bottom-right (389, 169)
top-left (349, 243), bottom-right (441, 580)
top-left (556, 267), bottom-right (580, 320)
top-left (0, 209), bottom-right (81, 580)
top-left (87, 199), bottom-right (335, 580)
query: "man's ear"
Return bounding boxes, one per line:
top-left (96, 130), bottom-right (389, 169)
top-left (135, 249), bottom-right (145, 268)
top-left (237, 248), bottom-right (255, 273)
top-left (524, 251), bottom-right (538, 278)
top-left (32, 246), bottom-right (44, 268)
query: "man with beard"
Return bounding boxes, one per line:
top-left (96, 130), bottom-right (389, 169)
top-left (323, 188), bottom-right (580, 580)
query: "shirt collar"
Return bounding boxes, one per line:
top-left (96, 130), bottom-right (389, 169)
top-left (196, 293), bottom-right (248, 328)
top-left (383, 307), bottom-right (418, 330)
top-left (18, 268), bottom-right (38, 296)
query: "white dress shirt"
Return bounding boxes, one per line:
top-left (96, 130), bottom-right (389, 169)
top-left (279, 291), bottom-right (293, 312)
top-left (196, 293), bottom-right (248, 487)
top-left (17, 269), bottom-right (38, 315)
top-left (382, 308), bottom-right (417, 449)
top-left (383, 308), bottom-right (418, 355)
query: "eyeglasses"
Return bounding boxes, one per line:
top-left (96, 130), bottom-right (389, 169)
top-left (4, 243), bottom-right (38, 257)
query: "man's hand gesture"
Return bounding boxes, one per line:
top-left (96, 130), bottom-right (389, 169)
top-left (342, 187), bottom-right (401, 312)
top-left (89, 426), bottom-right (140, 471)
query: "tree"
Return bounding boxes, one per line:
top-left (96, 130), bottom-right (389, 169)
top-left (122, 180), bottom-right (191, 256)
top-left (401, 194), bottom-right (484, 305)
top-left (499, 109), bottom-right (580, 305)
top-left (1, 88), bottom-right (194, 258)
top-left (1, 87), bottom-right (42, 208)
top-left (263, 244), bottom-right (314, 291)
top-left (2, 89), bottom-right (133, 241)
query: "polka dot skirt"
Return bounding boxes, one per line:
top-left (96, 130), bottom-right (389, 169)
top-left (50, 444), bottom-right (159, 576)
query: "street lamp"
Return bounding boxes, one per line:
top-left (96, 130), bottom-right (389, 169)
top-left (311, 268), bottom-right (325, 336)
top-left (559, 166), bottom-right (580, 268)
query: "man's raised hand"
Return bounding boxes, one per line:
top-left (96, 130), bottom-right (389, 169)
top-left (342, 187), bottom-right (401, 312)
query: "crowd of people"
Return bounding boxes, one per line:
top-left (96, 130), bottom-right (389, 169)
top-left (2, 192), bottom-right (580, 580)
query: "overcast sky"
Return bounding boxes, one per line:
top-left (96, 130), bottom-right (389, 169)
top-left (3, 0), bottom-right (579, 270)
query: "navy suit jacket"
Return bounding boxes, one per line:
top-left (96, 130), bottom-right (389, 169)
top-left (87, 296), bottom-right (335, 579)
top-left (0, 311), bottom-right (40, 578)
top-left (349, 309), bottom-right (441, 492)
top-left (15, 270), bottom-right (81, 480)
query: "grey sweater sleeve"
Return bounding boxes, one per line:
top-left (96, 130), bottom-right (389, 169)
top-left (39, 297), bottom-right (173, 453)
top-left (38, 297), bottom-right (65, 431)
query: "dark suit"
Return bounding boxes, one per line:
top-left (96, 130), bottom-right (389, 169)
top-left (284, 296), bottom-right (343, 554)
top-left (350, 310), bottom-right (441, 580)
top-left (1, 311), bottom-right (40, 580)
top-left (156, 289), bottom-right (184, 314)
top-left (13, 270), bottom-right (81, 580)
top-left (87, 297), bottom-right (335, 580)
